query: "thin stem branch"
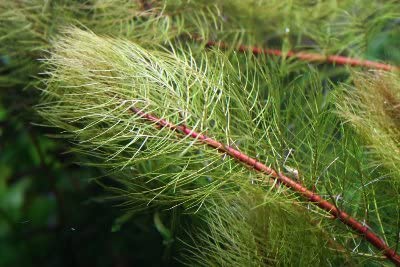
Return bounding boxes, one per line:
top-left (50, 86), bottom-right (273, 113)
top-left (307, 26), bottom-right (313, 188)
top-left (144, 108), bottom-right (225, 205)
top-left (129, 106), bottom-right (400, 266)
top-left (200, 39), bottom-right (399, 71)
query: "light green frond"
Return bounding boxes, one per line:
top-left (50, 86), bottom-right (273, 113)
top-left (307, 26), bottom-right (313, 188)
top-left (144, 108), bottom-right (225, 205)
top-left (181, 187), bottom-right (351, 266)
top-left (338, 71), bottom-right (400, 180)
top-left (37, 28), bottom-right (400, 265)
top-left (38, 28), bottom-right (293, 210)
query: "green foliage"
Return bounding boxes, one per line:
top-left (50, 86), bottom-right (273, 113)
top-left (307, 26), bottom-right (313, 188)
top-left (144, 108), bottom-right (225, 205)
top-left (36, 27), bottom-right (400, 265)
top-left (2, 0), bottom-right (399, 87)
top-left (0, 105), bottom-right (167, 266)
top-left (181, 188), bottom-right (349, 266)
top-left (38, 28), bottom-right (283, 210)
top-left (1, 0), bottom-right (400, 266)
top-left (338, 72), bottom-right (400, 179)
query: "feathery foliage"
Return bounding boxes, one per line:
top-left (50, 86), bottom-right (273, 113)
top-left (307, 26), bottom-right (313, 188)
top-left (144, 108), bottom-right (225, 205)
top-left (39, 28), bottom-right (293, 210)
top-left (2, 0), bottom-right (399, 87)
top-left (36, 27), bottom-right (400, 265)
top-left (339, 72), bottom-right (400, 180)
top-left (181, 188), bottom-right (351, 266)
top-left (2, 0), bottom-right (400, 266)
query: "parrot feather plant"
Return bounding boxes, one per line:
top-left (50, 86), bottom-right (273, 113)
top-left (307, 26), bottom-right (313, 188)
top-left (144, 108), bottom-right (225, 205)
top-left (1, 0), bottom-right (400, 266)
top-left (36, 28), bottom-right (400, 265)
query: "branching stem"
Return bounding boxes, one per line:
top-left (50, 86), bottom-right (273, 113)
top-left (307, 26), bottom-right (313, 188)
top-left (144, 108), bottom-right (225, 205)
top-left (201, 39), bottom-right (399, 71)
top-left (130, 106), bottom-right (400, 266)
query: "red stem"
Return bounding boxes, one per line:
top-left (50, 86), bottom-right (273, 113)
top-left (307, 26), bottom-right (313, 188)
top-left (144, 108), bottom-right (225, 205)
top-left (203, 40), bottom-right (399, 71)
top-left (130, 106), bottom-right (400, 266)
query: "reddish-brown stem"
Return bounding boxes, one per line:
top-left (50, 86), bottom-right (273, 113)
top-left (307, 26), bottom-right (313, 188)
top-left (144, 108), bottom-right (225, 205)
top-left (130, 106), bottom-right (400, 266)
top-left (203, 40), bottom-right (399, 71)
